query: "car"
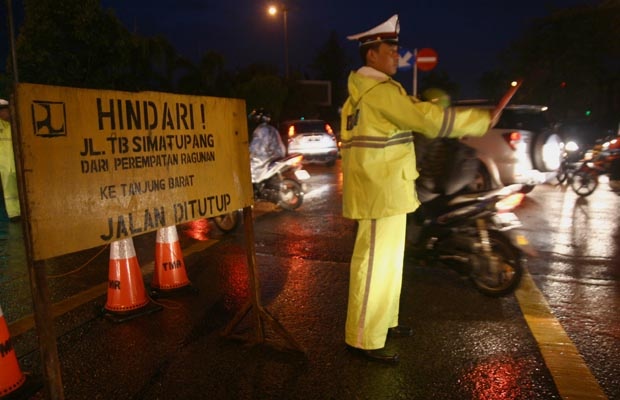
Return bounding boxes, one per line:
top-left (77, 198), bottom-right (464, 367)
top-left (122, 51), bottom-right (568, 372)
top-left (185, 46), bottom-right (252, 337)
top-left (281, 119), bottom-right (339, 166)
top-left (455, 103), bottom-right (563, 192)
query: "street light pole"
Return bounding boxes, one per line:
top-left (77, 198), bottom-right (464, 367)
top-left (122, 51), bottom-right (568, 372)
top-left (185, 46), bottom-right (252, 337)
top-left (268, 4), bottom-right (289, 80)
top-left (283, 7), bottom-right (289, 80)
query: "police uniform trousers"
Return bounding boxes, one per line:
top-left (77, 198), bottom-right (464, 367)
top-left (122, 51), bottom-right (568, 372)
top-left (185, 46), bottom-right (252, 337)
top-left (345, 213), bottom-right (406, 349)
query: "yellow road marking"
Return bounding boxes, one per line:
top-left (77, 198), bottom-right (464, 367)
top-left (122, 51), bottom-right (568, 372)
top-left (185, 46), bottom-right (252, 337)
top-left (515, 270), bottom-right (608, 399)
top-left (10, 240), bottom-right (609, 400)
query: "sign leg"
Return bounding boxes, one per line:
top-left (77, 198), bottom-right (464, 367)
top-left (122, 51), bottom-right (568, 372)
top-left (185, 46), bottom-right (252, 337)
top-left (222, 206), bottom-right (305, 354)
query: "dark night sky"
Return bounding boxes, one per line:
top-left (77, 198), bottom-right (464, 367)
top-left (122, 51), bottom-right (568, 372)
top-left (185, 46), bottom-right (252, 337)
top-left (3, 0), bottom-right (599, 98)
top-left (99, 0), bottom-right (595, 97)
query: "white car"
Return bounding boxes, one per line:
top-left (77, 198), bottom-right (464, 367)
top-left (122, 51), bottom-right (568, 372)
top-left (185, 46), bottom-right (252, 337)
top-left (281, 119), bottom-right (339, 166)
top-left (457, 103), bottom-right (563, 192)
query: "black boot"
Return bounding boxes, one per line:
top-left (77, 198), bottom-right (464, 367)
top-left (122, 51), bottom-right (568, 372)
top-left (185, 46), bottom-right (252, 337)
top-left (388, 325), bottom-right (413, 338)
top-left (346, 345), bottom-right (399, 364)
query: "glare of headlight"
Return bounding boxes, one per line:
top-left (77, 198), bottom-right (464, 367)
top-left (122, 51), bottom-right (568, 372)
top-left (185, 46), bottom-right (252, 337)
top-left (543, 144), bottom-right (561, 170)
top-left (565, 141), bottom-right (579, 152)
top-left (496, 192), bottom-right (525, 212)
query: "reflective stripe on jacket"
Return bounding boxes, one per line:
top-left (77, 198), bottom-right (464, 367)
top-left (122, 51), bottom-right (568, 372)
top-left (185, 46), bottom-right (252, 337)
top-left (340, 67), bottom-right (491, 220)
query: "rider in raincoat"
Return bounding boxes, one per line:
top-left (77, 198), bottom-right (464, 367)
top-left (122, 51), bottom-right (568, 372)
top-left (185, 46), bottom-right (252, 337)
top-left (341, 14), bottom-right (496, 363)
top-left (248, 109), bottom-right (286, 182)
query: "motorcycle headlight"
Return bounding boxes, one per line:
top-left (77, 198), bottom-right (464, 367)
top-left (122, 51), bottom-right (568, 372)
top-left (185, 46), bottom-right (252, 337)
top-left (565, 141), bottom-right (579, 152)
top-left (495, 193), bottom-right (525, 212)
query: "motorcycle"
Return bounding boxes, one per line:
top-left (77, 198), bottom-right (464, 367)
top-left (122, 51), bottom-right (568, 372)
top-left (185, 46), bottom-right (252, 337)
top-left (610, 156), bottom-right (620, 192)
top-left (211, 153), bottom-right (311, 232)
top-left (408, 138), bottom-right (533, 296)
top-left (555, 141), bottom-right (582, 185)
top-left (251, 153), bottom-right (310, 210)
top-left (211, 211), bottom-right (242, 233)
top-left (406, 184), bottom-right (531, 296)
top-left (556, 157), bottom-right (580, 185)
top-left (181, 213), bottom-right (242, 240)
top-left (570, 139), bottom-right (620, 197)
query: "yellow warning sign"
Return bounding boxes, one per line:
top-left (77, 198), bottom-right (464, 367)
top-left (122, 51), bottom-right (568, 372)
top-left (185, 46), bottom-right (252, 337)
top-left (15, 83), bottom-right (253, 260)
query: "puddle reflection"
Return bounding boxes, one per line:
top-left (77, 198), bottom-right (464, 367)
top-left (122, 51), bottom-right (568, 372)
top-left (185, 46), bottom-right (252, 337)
top-left (460, 357), bottom-right (529, 399)
top-left (182, 219), bottom-right (211, 241)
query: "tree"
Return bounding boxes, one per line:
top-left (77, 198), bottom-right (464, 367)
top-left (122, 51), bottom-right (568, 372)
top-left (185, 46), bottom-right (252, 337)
top-left (478, 70), bottom-right (514, 102)
top-left (492, 1), bottom-right (620, 123)
top-left (13, 0), bottom-right (184, 92)
top-left (15, 0), bottom-right (130, 88)
top-left (310, 31), bottom-right (351, 114)
top-left (128, 35), bottom-right (184, 92)
top-left (419, 69), bottom-right (460, 101)
top-left (233, 64), bottom-right (288, 122)
top-left (177, 51), bottom-right (233, 96)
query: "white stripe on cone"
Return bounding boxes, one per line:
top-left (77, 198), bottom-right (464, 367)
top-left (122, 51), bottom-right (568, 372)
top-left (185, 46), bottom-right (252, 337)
top-left (110, 238), bottom-right (137, 260)
top-left (157, 226), bottom-right (179, 244)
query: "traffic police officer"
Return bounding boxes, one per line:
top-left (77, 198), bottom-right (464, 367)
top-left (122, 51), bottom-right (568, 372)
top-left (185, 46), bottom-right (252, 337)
top-left (0, 99), bottom-right (20, 221)
top-left (341, 14), bottom-right (497, 363)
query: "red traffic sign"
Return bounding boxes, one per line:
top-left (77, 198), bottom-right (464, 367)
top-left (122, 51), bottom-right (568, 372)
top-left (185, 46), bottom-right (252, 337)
top-left (416, 48), bottom-right (438, 71)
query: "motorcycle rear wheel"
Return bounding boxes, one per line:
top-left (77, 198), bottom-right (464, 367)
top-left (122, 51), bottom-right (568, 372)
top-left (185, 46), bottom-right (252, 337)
top-left (212, 210), bottom-right (241, 233)
top-left (278, 178), bottom-right (304, 210)
top-left (570, 170), bottom-right (598, 196)
top-left (470, 231), bottom-right (523, 297)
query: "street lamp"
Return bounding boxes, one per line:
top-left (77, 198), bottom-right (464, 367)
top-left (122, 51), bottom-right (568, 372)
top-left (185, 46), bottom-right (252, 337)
top-left (267, 4), bottom-right (289, 79)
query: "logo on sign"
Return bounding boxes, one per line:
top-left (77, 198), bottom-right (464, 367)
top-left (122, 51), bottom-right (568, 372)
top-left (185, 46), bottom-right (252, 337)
top-left (31, 101), bottom-right (67, 137)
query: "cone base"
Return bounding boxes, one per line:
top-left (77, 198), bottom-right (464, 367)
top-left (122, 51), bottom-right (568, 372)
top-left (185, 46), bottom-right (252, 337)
top-left (150, 283), bottom-right (199, 299)
top-left (104, 297), bottom-right (149, 313)
top-left (1, 374), bottom-right (43, 400)
top-left (101, 300), bottom-right (163, 323)
top-left (150, 278), bottom-right (191, 291)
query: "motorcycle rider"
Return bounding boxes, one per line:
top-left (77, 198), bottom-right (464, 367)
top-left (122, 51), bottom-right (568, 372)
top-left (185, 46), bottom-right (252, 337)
top-left (248, 108), bottom-right (286, 182)
top-left (341, 14), bottom-right (502, 364)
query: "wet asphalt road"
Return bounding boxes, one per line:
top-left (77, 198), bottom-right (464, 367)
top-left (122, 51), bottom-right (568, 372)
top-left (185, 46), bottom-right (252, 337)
top-left (1, 161), bottom-right (619, 399)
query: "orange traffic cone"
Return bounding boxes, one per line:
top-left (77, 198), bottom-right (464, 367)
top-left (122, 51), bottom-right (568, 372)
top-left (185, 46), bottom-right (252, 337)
top-left (151, 225), bottom-right (196, 297)
top-left (103, 238), bottom-right (162, 322)
top-left (0, 304), bottom-right (25, 398)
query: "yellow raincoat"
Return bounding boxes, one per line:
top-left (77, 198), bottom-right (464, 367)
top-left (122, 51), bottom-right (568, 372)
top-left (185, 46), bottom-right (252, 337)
top-left (341, 67), bottom-right (491, 219)
top-left (340, 67), bottom-right (490, 349)
top-left (0, 119), bottom-right (20, 219)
